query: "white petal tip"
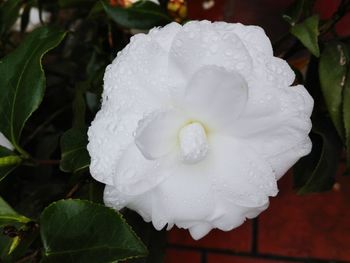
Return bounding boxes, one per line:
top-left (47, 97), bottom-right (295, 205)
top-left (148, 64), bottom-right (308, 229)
top-left (189, 223), bottom-right (212, 240)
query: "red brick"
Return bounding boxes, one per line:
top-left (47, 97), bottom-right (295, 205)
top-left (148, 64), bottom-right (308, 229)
top-left (259, 165), bottom-right (350, 261)
top-left (168, 221), bottom-right (252, 252)
top-left (164, 248), bottom-right (201, 263)
top-left (207, 254), bottom-right (294, 263)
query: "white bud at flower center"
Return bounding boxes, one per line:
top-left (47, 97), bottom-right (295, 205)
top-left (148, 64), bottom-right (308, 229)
top-left (178, 122), bottom-right (209, 164)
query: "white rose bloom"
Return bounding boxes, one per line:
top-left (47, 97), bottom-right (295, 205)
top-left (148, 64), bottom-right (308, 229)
top-left (87, 21), bottom-right (313, 240)
top-left (0, 132), bottom-right (14, 151)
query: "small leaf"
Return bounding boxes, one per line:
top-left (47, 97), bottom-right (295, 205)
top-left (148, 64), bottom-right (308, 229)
top-left (40, 199), bottom-right (148, 263)
top-left (60, 128), bottom-right (90, 173)
top-left (0, 26), bottom-right (66, 156)
top-left (0, 196), bottom-right (30, 227)
top-left (293, 116), bottom-right (342, 194)
top-left (0, 147), bottom-right (21, 182)
top-left (291, 15), bottom-right (320, 57)
top-left (0, 0), bottom-right (22, 37)
top-left (102, 0), bottom-right (172, 30)
top-left (319, 42), bottom-right (349, 139)
top-left (283, 0), bottom-right (315, 25)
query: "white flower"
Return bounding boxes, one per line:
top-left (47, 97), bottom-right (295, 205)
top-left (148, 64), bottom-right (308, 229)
top-left (0, 132), bottom-right (14, 151)
top-left (87, 21), bottom-right (313, 240)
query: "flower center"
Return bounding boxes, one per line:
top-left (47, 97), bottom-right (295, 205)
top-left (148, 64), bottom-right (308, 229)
top-left (178, 122), bottom-right (209, 164)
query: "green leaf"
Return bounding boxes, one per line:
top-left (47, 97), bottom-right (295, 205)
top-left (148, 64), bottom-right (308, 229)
top-left (102, 0), bottom-right (172, 30)
top-left (319, 42), bottom-right (349, 139)
top-left (293, 116), bottom-right (342, 194)
top-left (60, 128), bottom-right (90, 173)
top-left (0, 0), bottom-right (22, 37)
top-left (0, 197), bottom-right (36, 262)
top-left (124, 210), bottom-right (166, 263)
top-left (283, 0), bottom-right (315, 25)
top-left (40, 199), bottom-right (148, 263)
top-left (0, 26), bottom-right (66, 156)
top-left (0, 196), bottom-right (30, 227)
top-left (0, 147), bottom-right (21, 182)
top-left (58, 0), bottom-right (96, 8)
top-left (291, 15), bottom-right (320, 57)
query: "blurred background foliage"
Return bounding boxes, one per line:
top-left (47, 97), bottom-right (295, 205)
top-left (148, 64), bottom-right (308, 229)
top-left (0, 0), bottom-right (349, 262)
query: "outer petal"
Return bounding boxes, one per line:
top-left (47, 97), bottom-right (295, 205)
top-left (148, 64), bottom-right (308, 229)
top-left (88, 29), bottom-right (180, 185)
top-left (168, 21), bottom-right (253, 84)
top-left (212, 22), bottom-right (294, 88)
top-left (104, 184), bottom-right (154, 222)
top-left (233, 85), bottom-right (313, 179)
top-left (148, 22), bottom-right (182, 52)
top-left (88, 111), bottom-right (140, 185)
top-left (212, 22), bottom-right (273, 56)
top-left (209, 134), bottom-right (278, 207)
top-left (113, 143), bottom-right (176, 195)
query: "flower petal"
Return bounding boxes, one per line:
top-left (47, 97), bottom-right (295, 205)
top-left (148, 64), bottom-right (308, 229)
top-left (212, 22), bottom-right (273, 56)
top-left (232, 85), bottom-right (313, 179)
top-left (179, 66), bottom-right (248, 131)
top-left (168, 21), bottom-right (252, 82)
top-left (113, 143), bottom-right (176, 195)
top-left (134, 110), bottom-right (186, 160)
top-left (209, 134), bottom-right (278, 207)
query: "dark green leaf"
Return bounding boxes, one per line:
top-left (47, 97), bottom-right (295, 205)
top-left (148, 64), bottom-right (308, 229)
top-left (102, 0), bottom-right (172, 30)
top-left (124, 210), bottom-right (166, 263)
top-left (60, 128), bottom-right (90, 173)
top-left (40, 199), bottom-right (148, 263)
top-left (291, 15), bottom-right (320, 57)
top-left (72, 83), bottom-right (87, 129)
top-left (0, 26), bottom-right (66, 156)
top-left (319, 42), bottom-right (349, 139)
top-left (0, 198), bottom-right (27, 226)
top-left (58, 0), bottom-right (96, 8)
top-left (0, 0), bottom-right (22, 37)
top-left (89, 2), bottom-right (104, 18)
top-left (0, 197), bottom-right (30, 259)
top-left (0, 147), bottom-right (21, 182)
top-left (0, 196), bottom-right (30, 227)
top-left (293, 116), bottom-right (342, 194)
top-left (0, 197), bottom-right (36, 262)
top-left (283, 0), bottom-right (315, 25)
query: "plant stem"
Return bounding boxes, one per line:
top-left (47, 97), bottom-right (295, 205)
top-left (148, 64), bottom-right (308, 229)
top-left (319, 0), bottom-right (350, 35)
